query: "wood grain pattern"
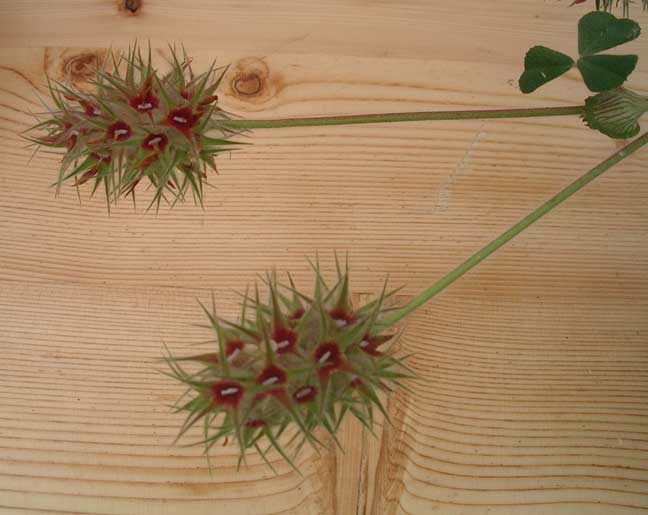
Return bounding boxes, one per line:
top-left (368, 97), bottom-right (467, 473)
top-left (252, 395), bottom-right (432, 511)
top-left (1, 1), bottom-right (647, 513)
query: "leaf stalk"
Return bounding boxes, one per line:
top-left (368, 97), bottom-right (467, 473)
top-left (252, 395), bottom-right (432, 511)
top-left (223, 106), bottom-right (585, 130)
top-left (379, 130), bottom-right (648, 328)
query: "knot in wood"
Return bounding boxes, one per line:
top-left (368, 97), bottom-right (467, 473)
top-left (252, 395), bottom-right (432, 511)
top-left (232, 72), bottom-right (263, 97)
top-left (124, 0), bottom-right (141, 13)
top-left (118, 0), bottom-right (141, 15)
top-left (64, 53), bottom-right (99, 84)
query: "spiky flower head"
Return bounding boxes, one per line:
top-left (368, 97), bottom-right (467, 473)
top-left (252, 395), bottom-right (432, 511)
top-left (25, 44), bottom-right (241, 211)
top-left (571, 0), bottom-right (648, 16)
top-left (582, 87), bottom-right (648, 139)
top-left (164, 256), bottom-right (413, 472)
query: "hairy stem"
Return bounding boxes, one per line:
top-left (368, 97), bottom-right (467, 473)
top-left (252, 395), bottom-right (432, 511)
top-left (223, 106), bottom-right (584, 130)
top-left (380, 131), bottom-right (648, 328)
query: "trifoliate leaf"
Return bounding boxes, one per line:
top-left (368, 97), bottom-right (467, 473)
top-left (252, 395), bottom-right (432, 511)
top-left (519, 46), bottom-right (575, 94)
top-left (577, 54), bottom-right (638, 92)
top-left (582, 87), bottom-right (648, 139)
top-left (578, 11), bottom-right (641, 56)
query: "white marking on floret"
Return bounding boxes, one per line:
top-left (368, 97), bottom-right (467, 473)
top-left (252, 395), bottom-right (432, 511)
top-left (318, 351), bottom-right (332, 364)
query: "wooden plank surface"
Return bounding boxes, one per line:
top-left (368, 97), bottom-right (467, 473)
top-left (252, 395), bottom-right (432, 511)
top-left (1, 1), bottom-right (647, 513)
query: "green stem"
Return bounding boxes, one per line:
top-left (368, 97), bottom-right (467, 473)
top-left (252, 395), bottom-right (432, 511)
top-left (224, 106), bottom-right (584, 130)
top-left (380, 131), bottom-right (648, 329)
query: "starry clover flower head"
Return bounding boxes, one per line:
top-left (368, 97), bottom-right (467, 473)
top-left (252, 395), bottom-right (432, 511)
top-left (25, 43), bottom-right (243, 211)
top-left (163, 256), bottom-right (413, 471)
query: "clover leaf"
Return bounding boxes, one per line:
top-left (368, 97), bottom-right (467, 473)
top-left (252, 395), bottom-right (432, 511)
top-left (519, 11), bottom-right (640, 94)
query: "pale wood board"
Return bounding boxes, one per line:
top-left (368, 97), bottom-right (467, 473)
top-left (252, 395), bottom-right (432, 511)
top-left (0, 1), bottom-right (648, 514)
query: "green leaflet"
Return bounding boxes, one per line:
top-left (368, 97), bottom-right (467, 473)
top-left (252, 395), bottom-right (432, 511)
top-left (519, 46), bottom-right (575, 94)
top-left (577, 54), bottom-right (638, 92)
top-left (578, 11), bottom-right (641, 55)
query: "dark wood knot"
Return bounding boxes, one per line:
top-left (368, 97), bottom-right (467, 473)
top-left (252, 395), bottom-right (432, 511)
top-left (63, 53), bottom-right (100, 84)
top-left (119, 0), bottom-right (141, 15)
top-left (232, 72), bottom-right (263, 96)
top-left (124, 0), bottom-right (141, 12)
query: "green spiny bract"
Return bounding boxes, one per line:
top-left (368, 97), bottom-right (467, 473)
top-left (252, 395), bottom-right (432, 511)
top-left (163, 257), bottom-right (413, 472)
top-left (25, 44), bottom-right (241, 211)
top-left (583, 87), bottom-right (648, 139)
